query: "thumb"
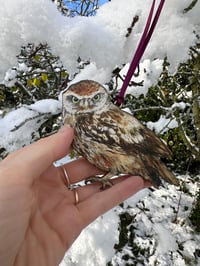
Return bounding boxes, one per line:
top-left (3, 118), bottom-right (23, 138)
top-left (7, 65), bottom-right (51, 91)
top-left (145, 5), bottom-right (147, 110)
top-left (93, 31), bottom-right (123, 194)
top-left (1, 125), bottom-right (74, 183)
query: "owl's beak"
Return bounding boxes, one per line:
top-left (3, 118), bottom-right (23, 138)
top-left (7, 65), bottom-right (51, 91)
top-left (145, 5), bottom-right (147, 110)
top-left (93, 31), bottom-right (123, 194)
top-left (78, 99), bottom-right (91, 111)
top-left (79, 103), bottom-right (87, 110)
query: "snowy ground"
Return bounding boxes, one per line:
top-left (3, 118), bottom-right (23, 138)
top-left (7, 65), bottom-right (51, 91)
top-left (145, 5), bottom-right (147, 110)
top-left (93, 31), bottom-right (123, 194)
top-left (60, 174), bottom-right (200, 266)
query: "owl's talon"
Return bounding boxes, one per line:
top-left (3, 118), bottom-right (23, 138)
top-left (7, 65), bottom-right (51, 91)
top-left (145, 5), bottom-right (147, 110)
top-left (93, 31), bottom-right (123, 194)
top-left (85, 176), bottom-right (113, 190)
top-left (100, 179), bottom-right (113, 190)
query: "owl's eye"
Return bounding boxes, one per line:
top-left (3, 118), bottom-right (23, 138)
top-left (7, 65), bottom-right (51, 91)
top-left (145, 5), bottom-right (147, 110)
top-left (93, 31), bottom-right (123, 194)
top-left (71, 96), bottom-right (80, 104)
top-left (93, 93), bottom-right (101, 102)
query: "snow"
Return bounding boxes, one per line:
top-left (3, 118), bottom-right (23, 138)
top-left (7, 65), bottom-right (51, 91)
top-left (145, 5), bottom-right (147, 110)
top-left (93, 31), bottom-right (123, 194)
top-left (29, 99), bottom-right (61, 114)
top-left (0, 99), bottom-right (61, 152)
top-left (117, 59), bottom-right (164, 97)
top-left (147, 115), bottom-right (178, 134)
top-left (61, 210), bottom-right (118, 266)
top-left (60, 175), bottom-right (200, 266)
top-left (0, 0), bottom-right (200, 265)
top-left (0, 0), bottom-right (199, 84)
top-left (4, 69), bottom-right (17, 87)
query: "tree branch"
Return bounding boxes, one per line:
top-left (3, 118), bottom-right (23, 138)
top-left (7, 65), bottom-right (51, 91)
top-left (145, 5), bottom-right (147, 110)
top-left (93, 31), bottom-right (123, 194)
top-left (15, 81), bottom-right (37, 102)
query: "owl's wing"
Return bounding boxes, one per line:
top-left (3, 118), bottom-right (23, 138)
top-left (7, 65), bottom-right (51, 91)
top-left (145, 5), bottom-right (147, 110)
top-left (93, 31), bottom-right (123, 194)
top-left (94, 105), bottom-right (172, 159)
top-left (75, 104), bottom-right (178, 186)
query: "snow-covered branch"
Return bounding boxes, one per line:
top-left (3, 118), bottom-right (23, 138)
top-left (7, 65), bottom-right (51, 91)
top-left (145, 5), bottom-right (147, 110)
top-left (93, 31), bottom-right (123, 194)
top-left (0, 100), bottom-right (61, 156)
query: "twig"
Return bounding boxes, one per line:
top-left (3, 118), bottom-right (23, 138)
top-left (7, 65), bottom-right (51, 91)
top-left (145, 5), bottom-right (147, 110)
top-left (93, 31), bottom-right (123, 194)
top-left (15, 81), bottom-right (37, 102)
top-left (173, 157), bottom-right (192, 223)
top-left (10, 111), bottom-right (51, 132)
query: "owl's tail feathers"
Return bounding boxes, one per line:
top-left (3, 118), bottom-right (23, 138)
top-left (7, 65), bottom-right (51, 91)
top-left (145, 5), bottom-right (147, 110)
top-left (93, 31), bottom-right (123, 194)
top-left (146, 159), bottom-right (179, 187)
top-left (158, 162), bottom-right (179, 186)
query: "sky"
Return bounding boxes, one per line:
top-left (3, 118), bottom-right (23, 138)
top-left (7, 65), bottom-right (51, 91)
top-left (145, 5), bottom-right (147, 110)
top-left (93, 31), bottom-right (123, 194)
top-left (99, 0), bottom-right (109, 5)
top-left (64, 0), bottom-right (110, 15)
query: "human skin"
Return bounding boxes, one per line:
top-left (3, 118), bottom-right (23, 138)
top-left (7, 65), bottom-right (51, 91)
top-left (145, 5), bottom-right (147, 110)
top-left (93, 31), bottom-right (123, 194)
top-left (0, 126), bottom-right (150, 266)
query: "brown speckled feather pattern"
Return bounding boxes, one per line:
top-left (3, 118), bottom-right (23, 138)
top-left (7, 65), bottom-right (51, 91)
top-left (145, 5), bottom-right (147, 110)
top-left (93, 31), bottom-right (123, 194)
top-left (63, 80), bottom-right (179, 187)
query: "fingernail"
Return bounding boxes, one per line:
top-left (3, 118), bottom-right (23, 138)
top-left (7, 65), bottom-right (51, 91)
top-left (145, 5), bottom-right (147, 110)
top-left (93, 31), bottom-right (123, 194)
top-left (58, 125), bottom-right (72, 133)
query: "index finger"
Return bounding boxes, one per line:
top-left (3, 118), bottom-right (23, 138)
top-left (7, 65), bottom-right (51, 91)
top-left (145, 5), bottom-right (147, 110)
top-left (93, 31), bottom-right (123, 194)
top-left (78, 175), bottom-right (151, 226)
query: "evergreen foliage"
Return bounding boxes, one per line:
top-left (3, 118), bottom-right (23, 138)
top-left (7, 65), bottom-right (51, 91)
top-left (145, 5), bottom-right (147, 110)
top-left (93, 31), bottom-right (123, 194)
top-left (190, 188), bottom-right (200, 232)
top-left (0, 43), bottom-right (68, 109)
top-left (111, 36), bottom-right (200, 174)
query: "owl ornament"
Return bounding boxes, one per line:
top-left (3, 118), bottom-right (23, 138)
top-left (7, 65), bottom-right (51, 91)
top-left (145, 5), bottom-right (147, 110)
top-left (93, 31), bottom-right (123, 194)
top-left (62, 80), bottom-right (179, 188)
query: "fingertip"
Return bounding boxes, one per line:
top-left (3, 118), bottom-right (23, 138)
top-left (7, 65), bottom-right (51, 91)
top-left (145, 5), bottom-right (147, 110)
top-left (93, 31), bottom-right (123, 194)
top-left (58, 124), bottom-right (73, 134)
top-left (106, 175), bottom-right (149, 206)
top-left (117, 176), bottom-right (145, 196)
top-left (131, 175), bottom-right (150, 188)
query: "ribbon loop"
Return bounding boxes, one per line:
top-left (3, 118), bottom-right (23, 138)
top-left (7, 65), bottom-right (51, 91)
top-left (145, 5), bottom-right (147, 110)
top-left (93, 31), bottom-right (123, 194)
top-left (115, 0), bottom-right (165, 106)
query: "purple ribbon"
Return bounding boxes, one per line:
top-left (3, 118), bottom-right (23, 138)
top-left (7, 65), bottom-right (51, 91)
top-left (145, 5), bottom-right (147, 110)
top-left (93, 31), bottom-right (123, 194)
top-left (115, 0), bottom-right (165, 106)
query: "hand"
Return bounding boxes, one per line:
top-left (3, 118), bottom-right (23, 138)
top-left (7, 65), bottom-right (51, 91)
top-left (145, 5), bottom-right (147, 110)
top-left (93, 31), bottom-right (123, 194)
top-left (0, 126), bottom-right (150, 266)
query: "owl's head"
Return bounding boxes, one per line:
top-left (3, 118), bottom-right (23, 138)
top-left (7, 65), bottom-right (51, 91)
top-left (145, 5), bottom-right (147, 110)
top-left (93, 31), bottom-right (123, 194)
top-left (62, 80), bottom-right (111, 116)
